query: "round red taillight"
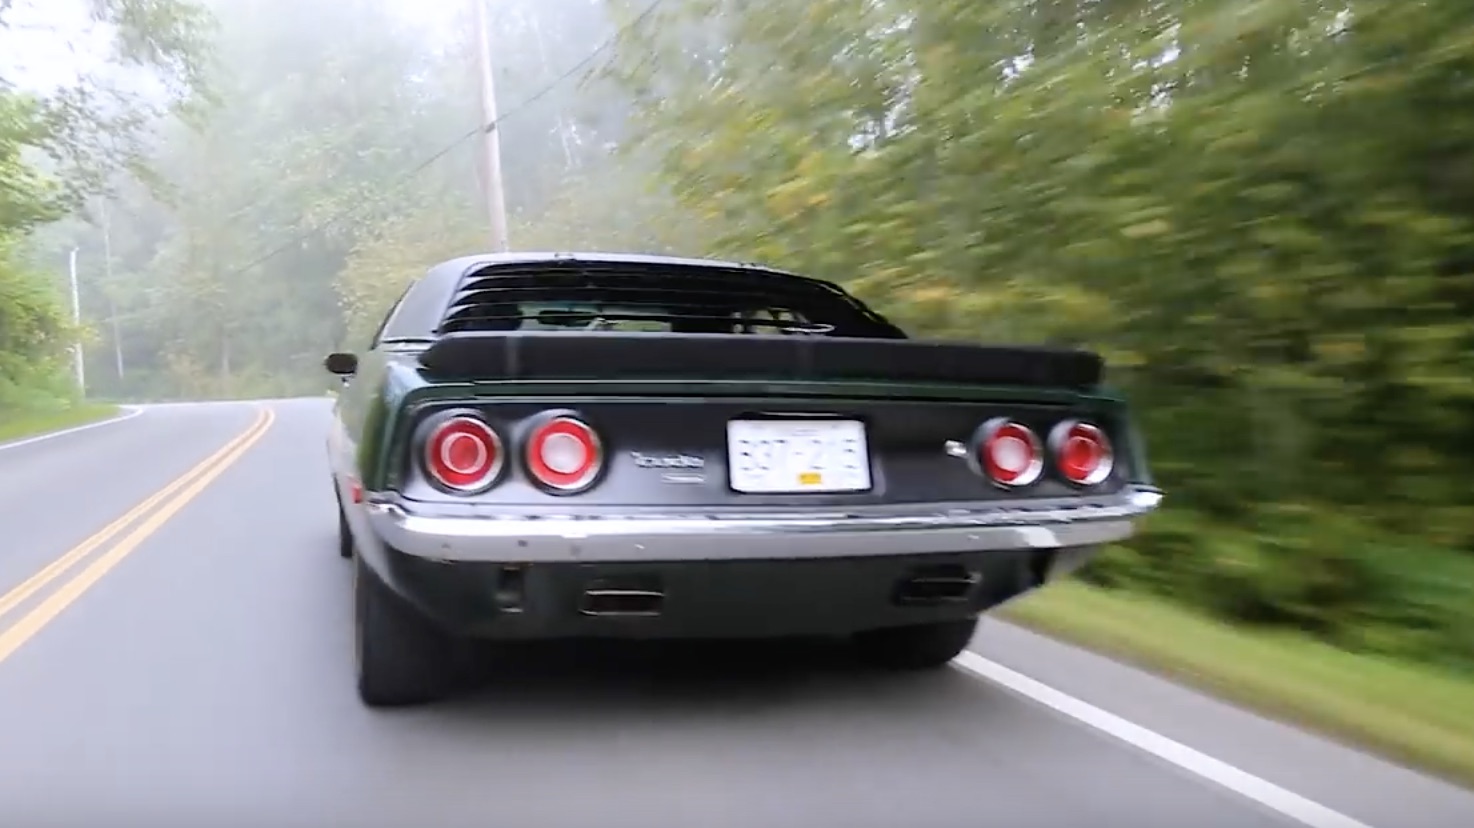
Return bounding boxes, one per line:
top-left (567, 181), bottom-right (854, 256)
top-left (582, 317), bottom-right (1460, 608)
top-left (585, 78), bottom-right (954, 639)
top-left (423, 415), bottom-right (504, 493)
top-left (977, 418), bottom-right (1044, 487)
top-left (526, 415), bottom-right (603, 492)
top-left (1049, 420), bottom-right (1114, 486)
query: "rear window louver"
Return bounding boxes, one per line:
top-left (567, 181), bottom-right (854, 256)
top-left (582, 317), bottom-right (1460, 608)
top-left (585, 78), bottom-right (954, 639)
top-left (435, 261), bottom-right (903, 339)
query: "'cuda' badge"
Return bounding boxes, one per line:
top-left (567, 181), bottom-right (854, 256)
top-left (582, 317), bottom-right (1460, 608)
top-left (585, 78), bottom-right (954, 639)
top-left (631, 451), bottom-right (706, 470)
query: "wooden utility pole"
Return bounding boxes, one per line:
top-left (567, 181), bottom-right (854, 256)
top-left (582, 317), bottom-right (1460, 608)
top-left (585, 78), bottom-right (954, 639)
top-left (472, 0), bottom-right (510, 252)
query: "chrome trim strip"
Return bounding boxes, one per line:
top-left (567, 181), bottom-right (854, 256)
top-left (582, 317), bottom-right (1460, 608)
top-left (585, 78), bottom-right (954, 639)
top-left (361, 486), bottom-right (1162, 564)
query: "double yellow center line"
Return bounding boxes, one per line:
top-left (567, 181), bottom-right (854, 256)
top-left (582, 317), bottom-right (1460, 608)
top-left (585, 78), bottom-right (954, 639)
top-left (0, 405), bottom-right (275, 666)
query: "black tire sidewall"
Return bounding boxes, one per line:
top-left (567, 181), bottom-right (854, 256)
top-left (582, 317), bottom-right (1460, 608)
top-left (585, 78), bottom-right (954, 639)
top-left (353, 555), bottom-right (457, 706)
top-left (337, 501), bottom-right (354, 559)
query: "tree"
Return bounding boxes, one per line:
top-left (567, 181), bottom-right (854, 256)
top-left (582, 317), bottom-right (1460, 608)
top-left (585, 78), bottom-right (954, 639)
top-left (60, 0), bottom-right (662, 398)
top-left (601, 0), bottom-right (1474, 661)
top-left (0, 0), bottom-right (213, 409)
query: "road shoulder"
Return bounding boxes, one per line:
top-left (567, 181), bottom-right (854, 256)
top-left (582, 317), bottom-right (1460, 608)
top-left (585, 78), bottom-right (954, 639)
top-left (0, 404), bottom-right (124, 448)
top-left (993, 581), bottom-right (1474, 799)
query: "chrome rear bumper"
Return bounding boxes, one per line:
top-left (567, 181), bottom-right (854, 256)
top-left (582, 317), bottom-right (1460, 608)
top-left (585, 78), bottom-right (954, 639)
top-left (361, 486), bottom-right (1163, 564)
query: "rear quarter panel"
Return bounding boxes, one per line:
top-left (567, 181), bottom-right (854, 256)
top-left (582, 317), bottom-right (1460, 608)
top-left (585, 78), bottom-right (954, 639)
top-left (328, 347), bottom-right (410, 489)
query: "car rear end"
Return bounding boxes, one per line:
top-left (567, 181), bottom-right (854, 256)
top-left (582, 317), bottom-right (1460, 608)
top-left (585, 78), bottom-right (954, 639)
top-left (350, 258), bottom-right (1162, 645)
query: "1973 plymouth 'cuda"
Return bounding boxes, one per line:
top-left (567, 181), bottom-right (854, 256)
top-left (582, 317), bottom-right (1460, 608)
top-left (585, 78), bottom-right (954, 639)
top-left (324, 252), bottom-right (1163, 707)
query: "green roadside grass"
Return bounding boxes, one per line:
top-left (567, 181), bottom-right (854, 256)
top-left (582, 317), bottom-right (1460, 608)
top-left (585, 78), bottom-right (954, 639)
top-left (999, 580), bottom-right (1474, 790)
top-left (0, 403), bottom-right (121, 445)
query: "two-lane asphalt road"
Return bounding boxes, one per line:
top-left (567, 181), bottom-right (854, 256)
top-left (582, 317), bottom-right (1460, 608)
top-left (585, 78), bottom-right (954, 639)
top-left (0, 399), bottom-right (1470, 827)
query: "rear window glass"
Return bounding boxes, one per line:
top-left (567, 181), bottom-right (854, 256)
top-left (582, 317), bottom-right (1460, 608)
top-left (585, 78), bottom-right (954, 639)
top-left (437, 262), bottom-right (903, 339)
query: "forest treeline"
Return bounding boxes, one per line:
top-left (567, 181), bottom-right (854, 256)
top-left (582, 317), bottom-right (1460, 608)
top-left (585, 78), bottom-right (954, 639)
top-left (3, 0), bottom-right (1472, 668)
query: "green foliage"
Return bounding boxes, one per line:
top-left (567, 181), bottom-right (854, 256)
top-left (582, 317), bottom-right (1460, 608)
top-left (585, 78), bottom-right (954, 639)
top-left (0, 241), bottom-right (76, 411)
top-left (0, 93), bottom-right (67, 232)
top-left (338, 205), bottom-right (490, 349)
top-left (0, 0), bottom-right (214, 414)
top-left (28, 0), bottom-right (654, 401)
top-left (1081, 509), bottom-right (1474, 670)
top-left (47, 0), bottom-right (690, 402)
top-left (602, 0), bottom-right (1474, 667)
top-left (0, 86), bottom-right (75, 411)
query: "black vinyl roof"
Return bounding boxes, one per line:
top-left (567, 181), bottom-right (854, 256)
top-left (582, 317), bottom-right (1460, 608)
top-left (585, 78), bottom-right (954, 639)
top-left (378, 252), bottom-right (906, 341)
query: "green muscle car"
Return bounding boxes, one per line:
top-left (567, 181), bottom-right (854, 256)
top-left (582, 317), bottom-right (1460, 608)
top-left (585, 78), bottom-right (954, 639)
top-left (324, 252), bottom-right (1163, 707)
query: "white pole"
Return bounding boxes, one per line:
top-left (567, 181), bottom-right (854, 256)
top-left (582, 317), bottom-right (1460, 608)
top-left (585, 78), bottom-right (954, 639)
top-left (68, 247), bottom-right (85, 396)
top-left (101, 201), bottom-right (124, 380)
top-left (472, 0), bottom-right (510, 252)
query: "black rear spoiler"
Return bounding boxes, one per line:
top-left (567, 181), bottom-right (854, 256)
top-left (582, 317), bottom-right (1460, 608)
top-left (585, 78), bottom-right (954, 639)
top-left (415, 331), bottom-right (1103, 390)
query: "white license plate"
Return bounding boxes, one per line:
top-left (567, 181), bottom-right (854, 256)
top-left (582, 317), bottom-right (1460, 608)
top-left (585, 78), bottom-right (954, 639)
top-left (726, 419), bottom-right (872, 493)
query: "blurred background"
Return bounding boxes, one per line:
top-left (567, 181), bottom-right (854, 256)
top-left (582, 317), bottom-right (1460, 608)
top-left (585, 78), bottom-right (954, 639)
top-left (1, 0), bottom-right (1471, 783)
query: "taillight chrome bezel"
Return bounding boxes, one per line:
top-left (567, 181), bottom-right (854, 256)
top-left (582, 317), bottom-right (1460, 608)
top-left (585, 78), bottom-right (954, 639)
top-left (971, 417), bottom-right (1045, 489)
top-left (417, 410), bottom-right (506, 495)
top-left (1048, 419), bottom-right (1114, 486)
top-left (522, 412), bottom-right (605, 495)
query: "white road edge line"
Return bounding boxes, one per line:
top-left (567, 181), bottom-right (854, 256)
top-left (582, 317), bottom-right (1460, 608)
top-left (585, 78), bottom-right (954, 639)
top-left (0, 405), bottom-right (144, 452)
top-left (951, 651), bottom-right (1376, 828)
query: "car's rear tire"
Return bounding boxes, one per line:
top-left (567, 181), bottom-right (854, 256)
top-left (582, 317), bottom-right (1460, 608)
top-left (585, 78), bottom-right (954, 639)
top-left (852, 618), bottom-right (979, 670)
top-left (336, 498), bottom-right (354, 559)
top-left (354, 555), bottom-right (459, 707)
